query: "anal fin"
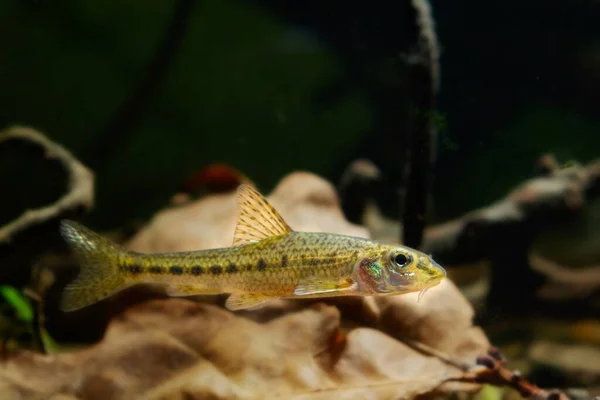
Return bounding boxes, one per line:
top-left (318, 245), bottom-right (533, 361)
top-left (225, 293), bottom-right (270, 311)
top-left (294, 279), bottom-right (355, 296)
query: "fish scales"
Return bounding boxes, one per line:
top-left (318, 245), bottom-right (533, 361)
top-left (120, 232), bottom-right (365, 295)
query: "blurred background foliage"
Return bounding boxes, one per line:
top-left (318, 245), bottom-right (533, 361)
top-left (1, 0), bottom-right (599, 229)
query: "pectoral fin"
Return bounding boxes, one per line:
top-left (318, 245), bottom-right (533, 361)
top-left (225, 293), bottom-right (270, 311)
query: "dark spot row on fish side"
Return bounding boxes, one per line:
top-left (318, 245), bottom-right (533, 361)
top-left (119, 256), bottom-right (288, 276)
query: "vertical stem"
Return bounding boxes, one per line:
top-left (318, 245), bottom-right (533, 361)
top-left (85, 0), bottom-right (197, 169)
top-left (402, 0), bottom-right (440, 248)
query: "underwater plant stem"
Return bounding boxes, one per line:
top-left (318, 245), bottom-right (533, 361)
top-left (21, 288), bottom-right (45, 354)
top-left (402, 0), bottom-right (440, 248)
top-left (86, 0), bottom-right (197, 169)
top-left (448, 347), bottom-right (570, 400)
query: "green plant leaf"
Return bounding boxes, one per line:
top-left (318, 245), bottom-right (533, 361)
top-left (0, 285), bottom-right (34, 323)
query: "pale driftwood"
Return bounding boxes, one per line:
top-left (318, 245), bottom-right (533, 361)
top-left (340, 155), bottom-right (600, 308)
top-left (0, 126), bottom-right (94, 243)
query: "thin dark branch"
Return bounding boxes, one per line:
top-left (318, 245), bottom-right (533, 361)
top-left (447, 347), bottom-right (571, 400)
top-left (402, 0), bottom-right (440, 248)
top-left (85, 0), bottom-right (197, 169)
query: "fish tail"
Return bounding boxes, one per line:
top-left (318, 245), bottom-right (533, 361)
top-left (59, 219), bottom-right (128, 311)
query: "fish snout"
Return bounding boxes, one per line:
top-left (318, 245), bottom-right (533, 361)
top-left (419, 255), bottom-right (446, 285)
top-left (431, 258), bottom-right (447, 279)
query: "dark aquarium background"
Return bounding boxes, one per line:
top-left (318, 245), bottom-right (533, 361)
top-left (0, 1), bottom-right (599, 399)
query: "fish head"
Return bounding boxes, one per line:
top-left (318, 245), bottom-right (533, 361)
top-left (352, 244), bottom-right (446, 295)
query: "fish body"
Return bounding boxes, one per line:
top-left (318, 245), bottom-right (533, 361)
top-left (59, 185), bottom-right (446, 311)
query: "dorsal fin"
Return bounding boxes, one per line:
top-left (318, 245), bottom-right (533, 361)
top-left (233, 185), bottom-right (292, 246)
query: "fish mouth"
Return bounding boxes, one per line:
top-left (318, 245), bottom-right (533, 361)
top-left (425, 277), bottom-right (443, 288)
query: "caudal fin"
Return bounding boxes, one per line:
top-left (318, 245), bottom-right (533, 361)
top-left (59, 220), bottom-right (128, 311)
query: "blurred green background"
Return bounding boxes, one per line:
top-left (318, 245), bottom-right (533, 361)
top-left (1, 0), bottom-right (599, 229)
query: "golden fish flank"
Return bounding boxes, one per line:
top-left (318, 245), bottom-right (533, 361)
top-left (59, 185), bottom-right (446, 312)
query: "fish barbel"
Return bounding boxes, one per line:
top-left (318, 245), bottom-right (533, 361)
top-left (59, 185), bottom-right (446, 311)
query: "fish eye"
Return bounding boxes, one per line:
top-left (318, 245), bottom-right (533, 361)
top-left (391, 251), bottom-right (412, 269)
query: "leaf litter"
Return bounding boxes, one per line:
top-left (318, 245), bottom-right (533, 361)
top-left (1, 172), bottom-right (490, 399)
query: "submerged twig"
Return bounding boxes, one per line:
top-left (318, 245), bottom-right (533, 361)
top-left (423, 155), bottom-right (600, 263)
top-left (402, 338), bottom-right (473, 371)
top-left (401, 0), bottom-right (440, 248)
top-left (447, 347), bottom-right (570, 400)
top-left (530, 252), bottom-right (600, 300)
top-left (0, 126), bottom-right (94, 243)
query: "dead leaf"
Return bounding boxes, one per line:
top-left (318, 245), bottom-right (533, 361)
top-left (1, 171), bottom-right (491, 399)
top-left (2, 299), bottom-right (476, 399)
